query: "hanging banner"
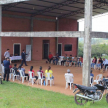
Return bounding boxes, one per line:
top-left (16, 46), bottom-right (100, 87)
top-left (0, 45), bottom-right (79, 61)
top-left (26, 45), bottom-right (31, 61)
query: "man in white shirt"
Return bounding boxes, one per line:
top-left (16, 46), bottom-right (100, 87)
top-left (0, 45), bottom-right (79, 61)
top-left (103, 58), bottom-right (108, 71)
top-left (65, 69), bottom-right (74, 85)
top-left (4, 49), bottom-right (10, 58)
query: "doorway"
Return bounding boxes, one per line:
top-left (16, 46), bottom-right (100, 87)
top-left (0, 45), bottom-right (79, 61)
top-left (43, 40), bottom-right (49, 59)
top-left (58, 43), bottom-right (62, 56)
top-left (13, 43), bottom-right (21, 56)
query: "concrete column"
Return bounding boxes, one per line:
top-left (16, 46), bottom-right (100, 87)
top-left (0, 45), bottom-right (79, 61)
top-left (30, 17), bottom-right (33, 60)
top-left (82, 0), bottom-right (93, 86)
top-left (56, 18), bottom-right (59, 53)
top-left (0, 5), bottom-right (2, 64)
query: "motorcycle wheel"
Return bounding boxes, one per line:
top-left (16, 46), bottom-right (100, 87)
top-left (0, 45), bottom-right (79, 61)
top-left (74, 91), bottom-right (88, 105)
top-left (106, 93), bottom-right (108, 103)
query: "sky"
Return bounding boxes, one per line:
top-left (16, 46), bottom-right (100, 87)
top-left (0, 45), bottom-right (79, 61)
top-left (78, 12), bottom-right (108, 32)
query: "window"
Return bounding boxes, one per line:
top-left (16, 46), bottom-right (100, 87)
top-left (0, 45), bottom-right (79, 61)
top-left (64, 44), bottom-right (72, 51)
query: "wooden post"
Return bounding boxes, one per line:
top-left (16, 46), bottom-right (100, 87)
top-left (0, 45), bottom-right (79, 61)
top-left (82, 0), bottom-right (93, 86)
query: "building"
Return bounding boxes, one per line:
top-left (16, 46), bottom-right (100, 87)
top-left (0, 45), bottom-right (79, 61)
top-left (1, 0), bottom-right (108, 86)
top-left (1, 1), bottom-right (78, 61)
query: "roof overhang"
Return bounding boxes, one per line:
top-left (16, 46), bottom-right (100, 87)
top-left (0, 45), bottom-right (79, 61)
top-left (0, 0), bottom-right (28, 5)
top-left (1, 0), bottom-right (108, 20)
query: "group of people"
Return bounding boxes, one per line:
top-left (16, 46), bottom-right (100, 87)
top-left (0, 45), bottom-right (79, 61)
top-left (3, 48), bottom-right (29, 81)
top-left (91, 57), bottom-right (108, 71)
top-left (47, 52), bottom-right (83, 67)
top-left (4, 49), bottom-right (28, 66)
top-left (47, 52), bottom-right (59, 65)
top-left (3, 59), bottom-right (54, 84)
top-left (61, 54), bottom-right (83, 67)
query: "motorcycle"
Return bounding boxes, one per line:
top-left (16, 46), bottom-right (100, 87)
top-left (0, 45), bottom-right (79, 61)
top-left (73, 83), bottom-right (108, 105)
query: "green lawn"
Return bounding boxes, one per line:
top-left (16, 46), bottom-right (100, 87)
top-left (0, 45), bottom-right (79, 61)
top-left (0, 82), bottom-right (108, 108)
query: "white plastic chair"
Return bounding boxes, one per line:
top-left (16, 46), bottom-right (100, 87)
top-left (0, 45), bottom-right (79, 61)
top-left (46, 73), bottom-right (54, 86)
top-left (37, 72), bottom-right (45, 85)
top-left (9, 68), bottom-right (14, 80)
top-left (19, 70), bottom-right (28, 83)
top-left (28, 71), bottom-right (36, 85)
top-left (106, 66), bottom-right (108, 71)
top-left (13, 69), bottom-right (20, 81)
top-left (94, 74), bottom-right (102, 84)
top-left (0, 65), bottom-right (4, 78)
top-left (90, 76), bottom-right (93, 87)
top-left (64, 74), bottom-right (74, 90)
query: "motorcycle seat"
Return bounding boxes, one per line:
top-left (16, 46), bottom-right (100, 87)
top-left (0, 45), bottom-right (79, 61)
top-left (77, 85), bottom-right (97, 90)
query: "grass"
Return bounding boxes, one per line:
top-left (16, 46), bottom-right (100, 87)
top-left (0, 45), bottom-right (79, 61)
top-left (0, 82), bottom-right (108, 108)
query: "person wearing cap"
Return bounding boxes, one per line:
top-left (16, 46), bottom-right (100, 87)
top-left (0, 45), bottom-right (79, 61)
top-left (65, 69), bottom-right (74, 86)
top-left (21, 49), bottom-right (28, 66)
top-left (3, 57), bottom-right (11, 81)
top-left (4, 49), bottom-right (10, 58)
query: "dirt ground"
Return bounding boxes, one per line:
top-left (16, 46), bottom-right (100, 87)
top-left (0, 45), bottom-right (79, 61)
top-left (9, 60), bottom-right (108, 96)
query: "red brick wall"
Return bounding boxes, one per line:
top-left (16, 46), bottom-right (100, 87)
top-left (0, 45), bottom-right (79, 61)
top-left (1, 11), bottom-right (78, 60)
top-left (58, 18), bottom-right (78, 57)
top-left (32, 37), bottom-right (56, 60)
top-left (2, 37), bottom-right (30, 60)
top-left (2, 13), bottom-right (30, 31)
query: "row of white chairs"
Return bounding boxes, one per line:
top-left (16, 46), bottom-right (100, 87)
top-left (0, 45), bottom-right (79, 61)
top-left (9, 68), bottom-right (54, 86)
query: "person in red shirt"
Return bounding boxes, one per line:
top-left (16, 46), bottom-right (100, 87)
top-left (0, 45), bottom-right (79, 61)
top-left (47, 52), bottom-right (53, 64)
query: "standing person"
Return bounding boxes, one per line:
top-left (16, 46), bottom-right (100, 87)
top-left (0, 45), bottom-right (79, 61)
top-left (21, 50), bottom-right (28, 66)
top-left (3, 57), bottom-right (11, 81)
top-left (4, 49), bottom-right (10, 58)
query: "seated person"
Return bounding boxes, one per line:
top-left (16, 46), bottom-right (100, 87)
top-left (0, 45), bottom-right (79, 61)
top-left (96, 57), bottom-right (103, 69)
top-left (65, 69), bottom-right (74, 86)
top-left (102, 58), bottom-right (108, 71)
top-left (45, 66), bottom-right (54, 80)
top-left (53, 53), bottom-right (59, 65)
top-left (61, 54), bottom-right (67, 66)
top-left (37, 66), bottom-right (45, 79)
top-left (90, 70), bottom-right (94, 84)
top-left (77, 56), bottom-right (83, 67)
top-left (9, 65), bottom-right (12, 69)
top-left (13, 64), bottom-right (20, 75)
top-left (66, 55), bottom-right (72, 66)
top-left (72, 56), bottom-right (77, 67)
top-left (47, 52), bottom-right (53, 64)
top-left (91, 57), bottom-right (97, 69)
top-left (18, 64), bottom-right (29, 80)
top-left (29, 66), bottom-right (38, 82)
